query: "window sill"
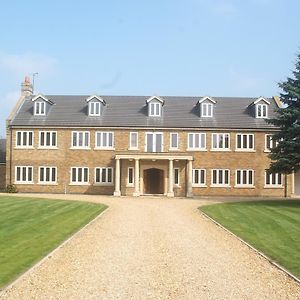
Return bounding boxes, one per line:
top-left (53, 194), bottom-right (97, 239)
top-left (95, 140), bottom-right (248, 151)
top-left (210, 149), bottom-right (231, 152)
top-left (14, 182), bottom-right (34, 185)
top-left (38, 182), bottom-right (58, 185)
top-left (94, 147), bottom-right (115, 150)
top-left (70, 147), bottom-right (91, 150)
top-left (69, 183), bottom-right (90, 186)
top-left (235, 149), bottom-right (256, 152)
top-left (234, 185), bottom-right (255, 189)
top-left (264, 185), bottom-right (283, 189)
top-left (14, 147), bottom-right (34, 149)
top-left (192, 184), bottom-right (207, 188)
top-left (187, 149), bottom-right (207, 152)
top-left (38, 147), bottom-right (58, 150)
top-left (128, 148), bottom-right (139, 151)
top-left (264, 150), bottom-right (271, 153)
top-left (211, 185), bottom-right (231, 188)
top-left (93, 183), bottom-right (114, 186)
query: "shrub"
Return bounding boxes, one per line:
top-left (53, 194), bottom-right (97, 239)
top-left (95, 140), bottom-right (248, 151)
top-left (5, 184), bottom-right (18, 193)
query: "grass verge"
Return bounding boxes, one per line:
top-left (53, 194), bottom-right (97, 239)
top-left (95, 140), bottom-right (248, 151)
top-left (0, 195), bottom-right (107, 288)
top-left (200, 200), bottom-right (300, 279)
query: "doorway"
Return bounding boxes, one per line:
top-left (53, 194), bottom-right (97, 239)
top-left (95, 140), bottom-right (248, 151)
top-left (143, 168), bottom-right (164, 194)
top-left (295, 171), bottom-right (300, 196)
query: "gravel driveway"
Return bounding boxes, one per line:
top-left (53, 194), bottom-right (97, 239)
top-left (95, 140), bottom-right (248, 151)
top-left (1, 194), bottom-right (299, 299)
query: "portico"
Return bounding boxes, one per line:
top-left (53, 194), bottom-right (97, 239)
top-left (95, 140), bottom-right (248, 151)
top-left (113, 154), bottom-right (193, 197)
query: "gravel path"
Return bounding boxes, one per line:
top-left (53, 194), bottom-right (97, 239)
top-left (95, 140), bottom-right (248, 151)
top-left (1, 194), bottom-right (299, 299)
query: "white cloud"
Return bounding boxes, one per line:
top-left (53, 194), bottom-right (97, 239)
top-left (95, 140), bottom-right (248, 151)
top-left (0, 52), bottom-right (57, 76)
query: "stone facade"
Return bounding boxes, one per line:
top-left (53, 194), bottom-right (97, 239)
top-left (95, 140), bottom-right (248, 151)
top-left (6, 127), bottom-right (292, 197)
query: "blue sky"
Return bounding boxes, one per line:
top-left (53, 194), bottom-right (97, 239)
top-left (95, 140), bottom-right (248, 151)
top-left (0, 0), bottom-right (299, 137)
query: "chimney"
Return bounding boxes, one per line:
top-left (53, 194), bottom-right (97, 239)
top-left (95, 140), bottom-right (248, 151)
top-left (21, 76), bottom-right (33, 96)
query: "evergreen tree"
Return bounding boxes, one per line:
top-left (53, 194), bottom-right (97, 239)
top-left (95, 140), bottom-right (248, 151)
top-left (268, 53), bottom-right (300, 175)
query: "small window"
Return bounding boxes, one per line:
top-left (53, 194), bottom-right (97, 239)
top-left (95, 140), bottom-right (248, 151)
top-left (212, 133), bottom-right (230, 150)
top-left (149, 102), bottom-right (161, 117)
top-left (174, 168), bottom-right (180, 186)
top-left (192, 169), bottom-right (206, 186)
top-left (256, 104), bottom-right (268, 118)
top-left (72, 131), bottom-right (90, 148)
top-left (71, 167), bottom-right (89, 184)
top-left (15, 166), bottom-right (33, 183)
top-left (127, 167), bottom-right (134, 186)
top-left (236, 134), bottom-right (254, 151)
top-left (129, 132), bottom-right (138, 149)
top-left (211, 169), bottom-right (230, 186)
top-left (39, 167), bottom-right (57, 184)
top-left (188, 133), bottom-right (206, 150)
top-left (16, 131), bottom-right (34, 148)
top-left (89, 102), bottom-right (101, 116)
top-left (39, 131), bottom-right (57, 148)
top-left (265, 134), bottom-right (278, 151)
top-left (201, 103), bottom-right (213, 117)
top-left (170, 133), bottom-right (179, 150)
top-left (95, 132), bottom-right (114, 149)
top-left (236, 170), bottom-right (254, 187)
top-left (95, 167), bottom-right (113, 184)
top-left (34, 101), bottom-right (46, 116)
top-left (265, 171), bottom-right (283, 187)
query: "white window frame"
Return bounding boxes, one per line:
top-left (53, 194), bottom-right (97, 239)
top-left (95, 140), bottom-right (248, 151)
top-left (88, 101), bottom-right (101, 116)
top-left (149, 102), bottom-right (161, 117)
top-left (211, 169), bottom-right (230, 187)
top-left (129, 132), bottom-right (138, 150)
top-left (170, 133), bottom-right (179, 150)
top-left (211, 133), bottom-right (230, 151)
top-left (71, 131), bottom-right (90, 149)
top-left (38, 167), bottom-right (57, 184)
top-left (187, 133), bottom-right (206, 151)
top-left (201, 103), bottom-right (213, 117)
top-left (34, 101), bottom-right (46, 116)
top-left (95, 132), bottom-right (114, 149)
top-left (70, 167), bottom-right (89, 185)
top-left (145, 132), bottom-right (164, 152)
top-left (236, 134), bottom-right (255, 151)
top-left (265, 134), bottom-right (278, 152)
top-left (39, 131), bottom-right (57, 148)
top-left (15, 166), bottom-right (33, 184)
top-left (256, 104), bottom-right (268, 118)
top-left (94, 167), bottom-right (113, 185)
top-left (127, 167), bottom-right (134, 187)
top-left (235, 169), bottom-right (254, 187)
top-left (174, 168), bottom-right (180, 186)
top-left (192, 169), bottom-right (206, 187)
top-left (16, 131), bottom-right (34, 148)
top-left (265, 171), bottom-right (283, 188)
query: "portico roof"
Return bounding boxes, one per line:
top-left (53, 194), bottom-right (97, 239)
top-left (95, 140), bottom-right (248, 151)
top-left (115, 153), bottom-right (193, 161)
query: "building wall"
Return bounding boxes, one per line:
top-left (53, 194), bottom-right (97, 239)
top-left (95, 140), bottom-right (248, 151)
top-left (6, 127), bottom-right (291, 197)
top-left (0, 164), bottom-right (6, 189)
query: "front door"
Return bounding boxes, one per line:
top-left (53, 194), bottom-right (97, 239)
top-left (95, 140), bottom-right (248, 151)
top-left (144, 168), bottom-right (164, 194)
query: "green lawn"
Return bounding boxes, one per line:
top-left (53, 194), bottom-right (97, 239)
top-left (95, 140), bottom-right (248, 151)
top-left (0, 196), bottom-right (107, 288)
top-left (200, 200), bottom-right (300, 279)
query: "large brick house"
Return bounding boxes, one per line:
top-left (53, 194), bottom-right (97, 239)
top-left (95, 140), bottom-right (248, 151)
top-left (6, 77), bottom-right (300, 197)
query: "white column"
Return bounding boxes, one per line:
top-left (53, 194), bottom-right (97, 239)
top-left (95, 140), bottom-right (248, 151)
top-left (167, 159), bottom-right (174, 197)
top-left (133, 159), bottom-right (140, 196)
top-left (113, 158), bottom-right (121, 196)
top-left (186, 159), bottom-right (193, 197)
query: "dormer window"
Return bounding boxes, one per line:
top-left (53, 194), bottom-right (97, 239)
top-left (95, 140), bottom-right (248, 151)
top-left (256, 103), bottom-right (268, 118)
top-left (253, 97), bottom-right (270, 119)
top-left (89, 101), bottom-right (101, 116)
top-left (201, 103), bottom-right (213, 117)
top-left (32, 94), bottom-right (53, 116)
top-left (86, 95), bottom-right (106, 117)
top-left (198, 96), bottom-right (216, 118)
top-left (146, 96), bottom-right (164, 117)
top-left (34, 101), bottom-right (45, 115)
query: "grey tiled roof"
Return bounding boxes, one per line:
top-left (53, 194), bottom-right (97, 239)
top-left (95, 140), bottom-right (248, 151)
top-left (11, 95), bottom-right (279, 130)
top-left (0, 139), bottom-right (6, 163)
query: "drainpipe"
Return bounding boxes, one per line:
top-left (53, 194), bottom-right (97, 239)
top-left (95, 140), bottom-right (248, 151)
top-left (9, 126), bottom-right (12, 185)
